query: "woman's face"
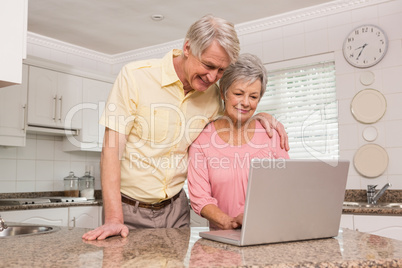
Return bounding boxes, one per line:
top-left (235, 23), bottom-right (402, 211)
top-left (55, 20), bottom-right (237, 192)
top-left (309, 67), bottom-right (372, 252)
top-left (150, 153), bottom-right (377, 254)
top-left (222, 79), bottom-right (261, 125)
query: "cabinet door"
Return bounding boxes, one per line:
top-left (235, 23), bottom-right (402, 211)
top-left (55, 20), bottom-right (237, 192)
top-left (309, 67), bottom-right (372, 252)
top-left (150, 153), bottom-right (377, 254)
top-left (354, 215), bottom-right (402, 241)
top-left (0, 0), bottom-right (27, 87)
top-left (82, 78), bottom-right (111, 145)
top-left (0, 64), bottom-right (28, 146)
top-left (0, 208), bottom-right (69, 226)
top-left (27, 66), bottom-right (83, 130)
top-left (28, 66), bottom-right (58, 127)
top-left (58, 72), bottom-right (82, 130)
top-left (340, 214), bottom-right (354, 230)
top-left (190, 209), bottom-right (208, 227)
top-left (69, 206), bottom-right (99, 229)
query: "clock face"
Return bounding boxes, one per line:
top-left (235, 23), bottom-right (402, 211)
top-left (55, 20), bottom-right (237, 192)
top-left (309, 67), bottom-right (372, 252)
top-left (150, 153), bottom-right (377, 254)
top-left (343, 25), bottom-right (388, 68)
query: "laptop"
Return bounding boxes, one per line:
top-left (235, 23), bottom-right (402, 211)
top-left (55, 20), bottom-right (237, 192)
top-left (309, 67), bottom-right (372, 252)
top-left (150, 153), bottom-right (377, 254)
top-left (199, 159), bottom-right (350, 246)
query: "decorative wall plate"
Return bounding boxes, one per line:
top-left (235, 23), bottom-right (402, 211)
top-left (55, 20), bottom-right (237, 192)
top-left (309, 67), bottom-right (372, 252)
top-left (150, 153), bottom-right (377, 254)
top-left (351, 89), bottom-right (387, 123)
top-left (354, 144), bottom-right (388, 178)
top-left (360, 71), bottom-right (375, 86)
top-left (362, 126), bottom-right (378, 142)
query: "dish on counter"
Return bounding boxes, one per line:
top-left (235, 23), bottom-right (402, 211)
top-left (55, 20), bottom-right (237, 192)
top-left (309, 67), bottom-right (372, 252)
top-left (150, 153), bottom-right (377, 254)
top-left (351, 89), bottom-right (387, 124)
top-left (354, 144), bottom-right (388, 178)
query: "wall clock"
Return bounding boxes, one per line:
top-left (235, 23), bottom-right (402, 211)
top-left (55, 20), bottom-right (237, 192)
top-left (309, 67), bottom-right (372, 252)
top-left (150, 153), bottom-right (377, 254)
top-left (343, 24), bottom-right (388, 68)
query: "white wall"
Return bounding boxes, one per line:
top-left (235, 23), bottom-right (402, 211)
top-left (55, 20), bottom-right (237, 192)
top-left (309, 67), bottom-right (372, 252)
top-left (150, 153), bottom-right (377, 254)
top-left (1, 0), bottom-right (401, 193)
top-left (239, 1), bottom-right (402, 190)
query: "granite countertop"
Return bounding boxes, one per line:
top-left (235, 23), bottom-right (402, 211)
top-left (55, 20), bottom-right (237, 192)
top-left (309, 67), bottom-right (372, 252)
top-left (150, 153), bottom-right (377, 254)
top-left (343, 189), bottom-right (402, 216)
top-left (2, 190), bottom-right (402, 216)
top-left (1, 226), bottom-right (402, 267)
top-left (342, 205), bottom-right (402, 216)
top-left (0, 200), bottom-right (102, 211)
top-left (0, 191), bottom-right (103, 211)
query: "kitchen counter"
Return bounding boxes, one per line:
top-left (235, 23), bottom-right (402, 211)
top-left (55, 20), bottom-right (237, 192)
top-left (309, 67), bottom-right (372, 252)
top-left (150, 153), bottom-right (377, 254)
top-left (0, 200), bottom-right (102, 211)
top-left (1, 226), bottom-right (402, 267)
top-left (1, 189), bottom-right (402, 214)
top-left (2, 200), bottom-right (402, 216)
top-left (342, 205), bottom-right (402, 216)
top-left (343, 189), bottom-right (402, 216)
top-left (0, 191), bottom-right (103, 211)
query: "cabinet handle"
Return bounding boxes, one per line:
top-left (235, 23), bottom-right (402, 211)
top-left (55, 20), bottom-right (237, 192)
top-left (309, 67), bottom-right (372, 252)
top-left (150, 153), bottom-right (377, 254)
top-left (52, 95), bottom-right (57, 121)
top-left (69, 216), bottom-right (76, 230)
top-left (22, 104), bottom-right (27, 131)
top-left (58, 96), bottom-right (63, 122)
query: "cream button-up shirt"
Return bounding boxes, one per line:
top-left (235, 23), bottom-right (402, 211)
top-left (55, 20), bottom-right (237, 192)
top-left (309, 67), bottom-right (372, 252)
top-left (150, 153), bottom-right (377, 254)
top-left (100, 49), bottom-right (223, 203)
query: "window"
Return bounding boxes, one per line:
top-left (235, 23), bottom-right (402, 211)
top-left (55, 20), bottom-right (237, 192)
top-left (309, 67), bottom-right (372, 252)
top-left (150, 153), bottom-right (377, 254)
top-left (257, 61), bottom-right (338, 160)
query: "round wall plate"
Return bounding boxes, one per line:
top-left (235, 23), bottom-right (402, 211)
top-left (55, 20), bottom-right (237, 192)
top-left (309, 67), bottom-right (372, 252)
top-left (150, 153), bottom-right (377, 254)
top-left (360, 71), bottom-right (375, 86)
top-left (351, 89), bottom-right (387, 123)
top-left (362, 126), bottom-right (378, 142)
top-left (354, 144), bottom-right (388, 178)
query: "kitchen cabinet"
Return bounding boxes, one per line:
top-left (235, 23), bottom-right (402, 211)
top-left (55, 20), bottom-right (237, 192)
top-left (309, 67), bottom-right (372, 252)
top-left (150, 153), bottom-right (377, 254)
top-left (0, 208), bottom-right (68, 226)
top-left (68, 206), bottom-right (100, 229)
top-left (0, 0), bottom-right (27, 87)
top-left (63, 78), bottom-right (111, 152)
top-left (1, 206), bottom-right (101, 229)
top-left (354, 215), bottom-right (402, 241)
top-left (340, 214), bottom-right (354, 230)
top-left (340, 214), bottom-right (402, 241)
top-left (190, 209), bottom-right (208, 227)
top-left (27, 66), bottom-right (83, 130)
top-left (0, 65), bottom-right (28, 146)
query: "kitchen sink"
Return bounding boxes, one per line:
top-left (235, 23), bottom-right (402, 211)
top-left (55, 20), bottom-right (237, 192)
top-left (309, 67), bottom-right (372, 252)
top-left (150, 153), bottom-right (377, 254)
top-left (343, 201), bottom-right (402, 209)
top-left (0, 225), bottom-right (60, 238)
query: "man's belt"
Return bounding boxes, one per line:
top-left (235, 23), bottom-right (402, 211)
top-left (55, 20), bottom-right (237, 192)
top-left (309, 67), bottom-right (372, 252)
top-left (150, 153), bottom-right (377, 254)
top-left (121, 191), bottom-right (181, 210)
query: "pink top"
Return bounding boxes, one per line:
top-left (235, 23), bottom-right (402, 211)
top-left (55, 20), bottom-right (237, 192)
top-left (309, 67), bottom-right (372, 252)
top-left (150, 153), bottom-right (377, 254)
top-left (188, 121), bottom-right (289, 222)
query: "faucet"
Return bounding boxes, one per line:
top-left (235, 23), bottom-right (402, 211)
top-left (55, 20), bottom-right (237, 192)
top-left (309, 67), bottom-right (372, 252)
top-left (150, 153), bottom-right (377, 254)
top-left (0, 215), bottom-right (7, 231)
top-left (367, 183), bottom-right (392, 204)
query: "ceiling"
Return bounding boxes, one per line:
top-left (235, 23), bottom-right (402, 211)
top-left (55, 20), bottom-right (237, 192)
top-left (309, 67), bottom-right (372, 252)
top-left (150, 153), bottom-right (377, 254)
top-left (28, 0), bottom-right (335, 55)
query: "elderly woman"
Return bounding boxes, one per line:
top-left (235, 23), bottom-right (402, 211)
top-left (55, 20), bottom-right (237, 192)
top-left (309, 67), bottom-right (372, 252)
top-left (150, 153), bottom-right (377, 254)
top-left (187, 53), bottom-right (289, 230)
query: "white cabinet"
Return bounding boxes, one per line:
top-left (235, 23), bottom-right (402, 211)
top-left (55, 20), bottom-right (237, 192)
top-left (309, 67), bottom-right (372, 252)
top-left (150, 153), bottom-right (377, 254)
top-left (341, 214), bottom-right (402, 241)
top-left (354, 215), bottom-right (402, 241)
top-left (340, 214), bottom-right (354, 230)
top-left (68, 206), bottom-right (100, 229)
top-left (0, 0), bottom-right (27, 87)
top-left (0, 208), bottom-right (69, 226)
top-left (0, 65), bottom-right (28, 146)
top-left (99, 206), bottom-right (103, 225)
top-left (190, 209), bottom-right (209, 227)
top-left (63, 78), bottom-right (111, 151)
top-left (1, 206), bottom-right (101, 228)
top-left (28, 66), bottom-right (82, 130)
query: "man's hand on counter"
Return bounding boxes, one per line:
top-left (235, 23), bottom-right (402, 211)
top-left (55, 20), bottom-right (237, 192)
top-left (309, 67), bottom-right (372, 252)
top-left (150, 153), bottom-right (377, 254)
top-left (82, 221), bottom-right (129, 241)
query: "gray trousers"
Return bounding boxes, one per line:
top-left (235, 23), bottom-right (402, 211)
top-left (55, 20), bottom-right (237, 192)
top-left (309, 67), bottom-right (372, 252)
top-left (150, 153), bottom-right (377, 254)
top-left (121, 190), bottom-right (190, 229)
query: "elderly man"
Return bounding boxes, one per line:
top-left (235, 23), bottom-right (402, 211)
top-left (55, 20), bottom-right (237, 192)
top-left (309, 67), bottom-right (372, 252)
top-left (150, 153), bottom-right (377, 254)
top-left (83, 15), bottom-right (288, 241)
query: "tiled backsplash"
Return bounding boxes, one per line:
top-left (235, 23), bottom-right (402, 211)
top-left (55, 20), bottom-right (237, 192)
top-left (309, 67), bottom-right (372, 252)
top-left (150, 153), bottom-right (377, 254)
top-left (0, 133), bottom-right (101, 193)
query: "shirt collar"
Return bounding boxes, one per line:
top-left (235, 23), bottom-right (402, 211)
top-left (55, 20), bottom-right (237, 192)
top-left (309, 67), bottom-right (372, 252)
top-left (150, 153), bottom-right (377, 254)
top-left (161, 49), bottom-right (182, 87)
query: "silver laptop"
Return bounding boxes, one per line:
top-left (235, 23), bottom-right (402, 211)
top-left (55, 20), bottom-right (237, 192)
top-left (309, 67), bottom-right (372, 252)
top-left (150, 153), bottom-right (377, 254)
top-left (199, 159), bottom-right (350, 246)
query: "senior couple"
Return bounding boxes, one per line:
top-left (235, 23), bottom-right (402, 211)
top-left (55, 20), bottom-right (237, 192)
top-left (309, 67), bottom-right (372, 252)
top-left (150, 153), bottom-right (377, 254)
top-left (83, 15), bottom-right (289, 241)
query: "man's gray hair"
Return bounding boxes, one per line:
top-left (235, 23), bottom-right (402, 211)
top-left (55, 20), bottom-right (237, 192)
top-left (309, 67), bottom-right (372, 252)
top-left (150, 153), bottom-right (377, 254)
top-left (184, 14), bottom-right (240, 64)
top-left (219, 53), bottom-right (268, 100)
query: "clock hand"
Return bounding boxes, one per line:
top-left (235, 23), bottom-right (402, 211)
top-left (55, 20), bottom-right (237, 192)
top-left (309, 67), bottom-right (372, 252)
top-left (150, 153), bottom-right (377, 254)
top-left (356, 43), bottom-right (368, 60)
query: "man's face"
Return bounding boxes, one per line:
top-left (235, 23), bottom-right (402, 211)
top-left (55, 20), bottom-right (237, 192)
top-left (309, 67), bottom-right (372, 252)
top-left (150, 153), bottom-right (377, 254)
top-left (183, 41), bottom-right (231, 92)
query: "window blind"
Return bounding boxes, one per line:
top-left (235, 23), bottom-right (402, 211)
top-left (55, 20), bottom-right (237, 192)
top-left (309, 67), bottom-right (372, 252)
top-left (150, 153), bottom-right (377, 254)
top-left (258, 61), bottom-right (339, 160)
